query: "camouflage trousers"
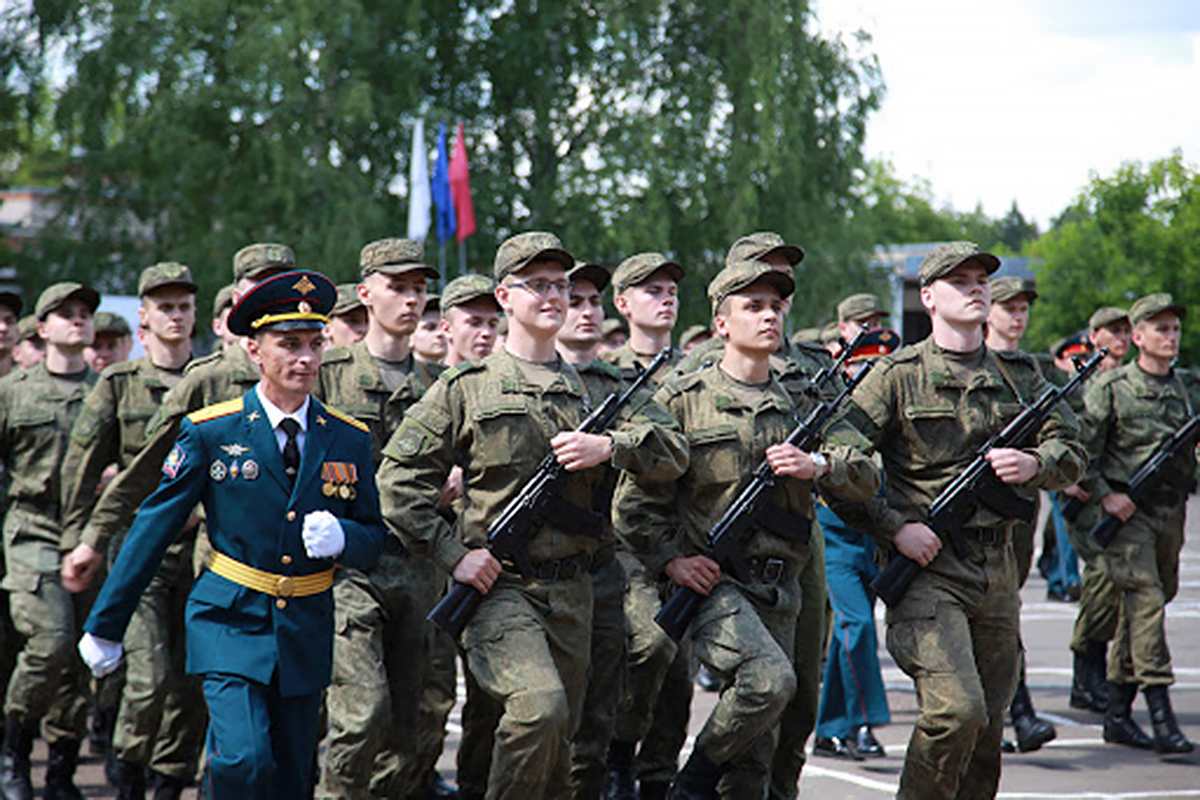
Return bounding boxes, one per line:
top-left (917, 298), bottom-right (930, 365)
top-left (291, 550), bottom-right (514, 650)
top-left (461, 569), bottom-right (593, 800)
top-left (318, 550), bottom-right (442, 800)
top-left (570, 551), bottom-right (627, 800)
top-left (1067, 507), bottom-right (1121, 655)
top-left (2, 515), bottom-right (93, 742)
top-left (690, 568), bottom-right (801, 796)
top-left (612, 554), bottom-right (691, 788)
top-left (414, 620), bottom-right (458, 790)
top-left (768, 525), bottom-right (827, 800)
top-left (887, 530), bottom-right (1020, 800)
top-left (1104, 504), bottom-right (1185, 687)
top-left (113, 536), bottom-right (206, 780)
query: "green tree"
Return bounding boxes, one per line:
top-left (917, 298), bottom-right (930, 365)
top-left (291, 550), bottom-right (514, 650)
top-left (1026, 152), bottom-right (1200, 360)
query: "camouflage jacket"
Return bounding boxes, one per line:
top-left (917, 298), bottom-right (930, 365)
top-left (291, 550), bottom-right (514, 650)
top-left (840, 338), bottom-right (1086, 543)
top-left (377, 348), bottom-right (688, 575)
top-left (71, 343), bottom-right (260, 552)
top-left (674, 335), bottom-right (843, 403)
top-left (1079, 361), bottom-right (1200, 510)
top-left (60, 356), bottom-right (187, 550)
top-left (614, 362), bottom-right (878, 578)
top-left (313, 342), bottom-right (443, 466)
top-left (0, 362), bottom-right (98, 538)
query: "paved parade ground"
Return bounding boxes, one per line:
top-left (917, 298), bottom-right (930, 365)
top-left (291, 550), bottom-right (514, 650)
top-left (49, 496), bottom-right (1200, 797)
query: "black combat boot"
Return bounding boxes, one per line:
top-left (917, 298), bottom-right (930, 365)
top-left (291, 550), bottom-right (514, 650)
top-left (113, 759), bottom-right (146, 800)
top-left (43, 738), bottom-right (85, 800)
top-left (666, 749), bottom-right (725, 800)
top-left (1010, 678), bottom-right (1057, 752)
top-left (1070, 640), bottom-right (1110, 713)
top-left (600, 740), bottom-right (637, 800)
top-left (0, 716), bottom-right (34, 800)
top-left (1103, 683), bottom-right (1153, 750)
top-left (1143, 685), bottom-right (1194, 754)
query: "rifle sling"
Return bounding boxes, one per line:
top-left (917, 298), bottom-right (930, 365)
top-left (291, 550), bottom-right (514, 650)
top-left (752, 502), bottom-right (812, 545)
top-left (539, 494), bottom-right (605, 539)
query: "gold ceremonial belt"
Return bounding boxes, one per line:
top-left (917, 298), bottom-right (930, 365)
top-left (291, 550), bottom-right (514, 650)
top-left (208, 551), bottom-right (334, 598)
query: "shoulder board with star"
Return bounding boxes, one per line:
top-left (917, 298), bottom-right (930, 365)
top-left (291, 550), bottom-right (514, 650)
top-left (187, 398), bottom-right (244, 424)
top-left (440, 359), bottom-right (485, 384)
top-left (323, 404), bottom-right (370, 434)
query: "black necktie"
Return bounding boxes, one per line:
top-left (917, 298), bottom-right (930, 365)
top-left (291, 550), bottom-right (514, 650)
top-left (280, 418), bottom-right (301, 482)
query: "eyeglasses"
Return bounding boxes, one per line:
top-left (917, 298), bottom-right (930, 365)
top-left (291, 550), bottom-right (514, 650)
top-left (508, 278), bottom-right (572, 297)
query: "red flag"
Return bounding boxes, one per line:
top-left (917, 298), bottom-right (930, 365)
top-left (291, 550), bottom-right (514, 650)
top-left (450, 122), bottom-right (477, 243)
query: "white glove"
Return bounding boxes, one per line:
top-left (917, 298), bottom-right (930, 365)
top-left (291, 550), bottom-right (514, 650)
top-left (302, 510), bottom-right (346, 559)
top-left (78, 632), bottom-right (123, 678)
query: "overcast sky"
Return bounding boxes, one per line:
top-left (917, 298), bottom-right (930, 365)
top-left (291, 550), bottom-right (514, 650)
top-left (814, 0), bottom-right (1200, 228)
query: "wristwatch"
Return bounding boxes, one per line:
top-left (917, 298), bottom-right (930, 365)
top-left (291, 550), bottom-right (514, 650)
top-left (810, 452), bottom-right (828, 478)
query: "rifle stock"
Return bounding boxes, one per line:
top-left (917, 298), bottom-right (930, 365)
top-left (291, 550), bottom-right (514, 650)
top-left (870, 347), bottom-right (1107, 608)
top-left (427, 348), bottom-right (671, 639)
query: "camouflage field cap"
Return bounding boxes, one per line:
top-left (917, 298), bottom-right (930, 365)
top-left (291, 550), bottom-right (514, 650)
top-left (330, 283), bottom-right (364, 317)
top-left (139, 262), bottom-right (198, 297)
top-left (708, 260), bottom-right (794, 314)
top-left (601, 319), bottom-right (626, 338)
top-left (17, 315), bottom-right (40, 342)
top-left (233, 243), bottom-right (296, 282)
top-left (792, 327), bottom-right (822, 344)
top-left (837, 293), bottom-right (889, 323)
top-left (679, 324), bottom-right (711, 350)
top-left (423, 293), bottom-right (441, 315)
top-left (567, 262), bottom-right (611, 293)
top-left (35, 282), bottom-right (101, 321)
top-left (725, 232), bottom-right (805, 268)
top-left (0, 291), bottom-right (23, 317)
top-left (442, 274), bottom-right (500, 313)
top-left (1129, 292), bottom-right (1187, 326)
top-left (1052, 330), bottom-right (1093, 360)
top-left (820, 321), bottom-right (841, 344)
top-left (212, 284), bottom-right (235, 317)
top-left (918, 242), bottom-right (1001, 286)
top-left (93, 311), bottom-right (132, 337)
top-left (1088, 305), bottom-right (1128, 332)
top-left (494, 232), bottom-right (574, 281)
top-left (360, 237), bottom-right (439, 280)
top-left (990, 276), bottom-right (1037, 304)
top-left (612, 252), bottom-right (684, 293)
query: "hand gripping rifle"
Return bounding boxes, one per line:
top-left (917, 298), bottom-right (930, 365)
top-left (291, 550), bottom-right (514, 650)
top-left (654, 333), bottom-right (872, 643)
top-left (870, 347), bottom-right (1107, 608)
top-left (428, 348), bottom-right (671, 639)
top-left (1086, 413), bottom-right (1200, 547)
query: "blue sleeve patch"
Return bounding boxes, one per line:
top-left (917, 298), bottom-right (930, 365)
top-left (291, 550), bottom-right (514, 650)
top-left (162, 444), bottom-right (186, 479)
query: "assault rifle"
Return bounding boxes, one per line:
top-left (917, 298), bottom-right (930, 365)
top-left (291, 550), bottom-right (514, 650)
top-left (1085, 414), bottom-right (1200, 547)
top-left (428, 348), bottom-right (670, 639)
top-left (870, 347), bottom-right (1107, 608)
top-left (654, 340), bottom-right (872, 643)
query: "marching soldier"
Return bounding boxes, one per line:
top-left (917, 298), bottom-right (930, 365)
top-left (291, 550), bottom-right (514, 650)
top-left (324, 283), bottom-right (369, 348)
top-left (85, 311), bottom-right (133, 374)
top-left (0, 282), bottom-right (100, 799)
top-left (378, 232), bottom-right (687, 799)
top-left (80, 270), bottom-right (387, 797)
top-left (615, 262), bottom-right (878, 798)
top-left (60, 263), bottom-right (204, 797)
top-left (412, 294), bottom-right (448, 365)
top-left (603, 253), bottom-right (684, 381)
top-left (1079, 293), bottom-right (1195, 753)
top-left (0, 291), bottom-right (21, 378)
top-left (11, 315), bottom-right (46, 371)
top-left (837, 243), bottom-right (1085, 799)
top-left (312, 237), bottom-right (446, 800)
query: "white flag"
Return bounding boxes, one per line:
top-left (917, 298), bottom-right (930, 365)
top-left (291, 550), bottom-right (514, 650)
top-left (407, 118), bottom-right (431, 243)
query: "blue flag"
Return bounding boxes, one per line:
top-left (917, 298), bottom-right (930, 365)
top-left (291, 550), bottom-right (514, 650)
top-left (432, 123), bottom-right (457, 244)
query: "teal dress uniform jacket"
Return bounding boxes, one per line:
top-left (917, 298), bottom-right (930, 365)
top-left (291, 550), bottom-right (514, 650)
top-left (85, 388), bottom-right (386, 697)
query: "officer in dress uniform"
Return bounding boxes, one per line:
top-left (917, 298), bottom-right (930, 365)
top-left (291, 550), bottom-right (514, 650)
top-left (77, 270), bottom-right (387, 799)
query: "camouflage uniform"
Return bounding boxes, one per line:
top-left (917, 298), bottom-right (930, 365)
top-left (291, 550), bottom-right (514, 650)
top-left (1078, 360), bottom-right (1198, 687)
top-left (679, 334), bottom-right (839, 800)
top-left (378, 348), bottom-right (687, 800)
top-left (615, 360), bottom-right (878, 797)
top-left (840, 337), bottom-right (1084, 799)
top-left (1, 362), bottom-right (97, 742)
top-left (61, 355), bottom-right (205, 783)
top-left (312, 342), bottom-right (445, 800)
